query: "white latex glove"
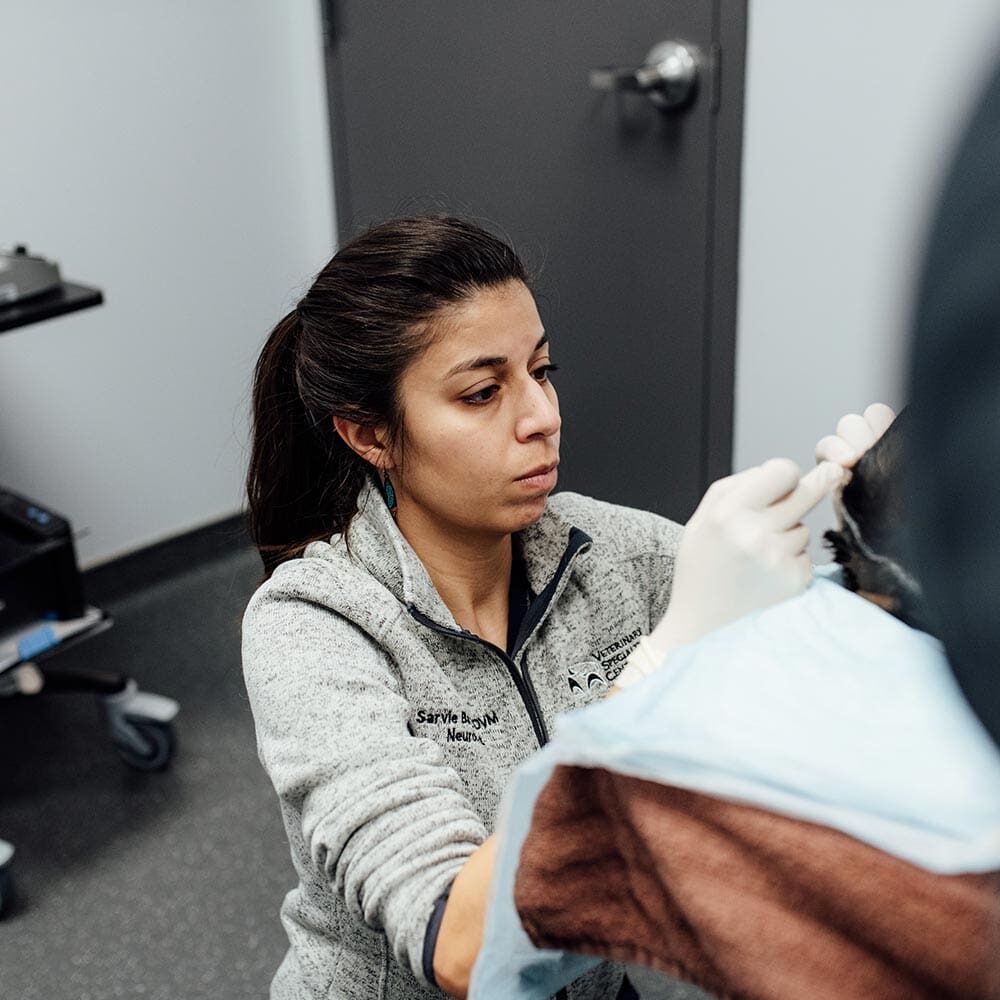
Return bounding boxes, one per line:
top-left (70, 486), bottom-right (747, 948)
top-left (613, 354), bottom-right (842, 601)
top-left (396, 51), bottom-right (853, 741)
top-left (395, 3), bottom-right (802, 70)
top-left (814, 402), bottom-right (896, 469)
top-left (616, 459), bottom-right (845, 689)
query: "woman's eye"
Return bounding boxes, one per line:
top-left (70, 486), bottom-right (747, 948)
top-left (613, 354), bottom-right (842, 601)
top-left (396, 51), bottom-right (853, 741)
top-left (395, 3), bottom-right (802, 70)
top-left (532, 363), bottom-right (560, 383)
top-left (462, 385), bottom-right (500, 405)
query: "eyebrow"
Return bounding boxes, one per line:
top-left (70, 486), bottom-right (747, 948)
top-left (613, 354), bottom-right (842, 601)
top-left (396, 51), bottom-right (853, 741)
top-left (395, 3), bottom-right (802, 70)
top-left (444, 333), bottom-right (549, 380)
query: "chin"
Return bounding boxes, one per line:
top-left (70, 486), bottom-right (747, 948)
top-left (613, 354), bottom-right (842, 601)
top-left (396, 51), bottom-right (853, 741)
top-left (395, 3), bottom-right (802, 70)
top-left (508, 495), bottom-right (549, 532)
top-left (463, 490), bottom-right (551, 537)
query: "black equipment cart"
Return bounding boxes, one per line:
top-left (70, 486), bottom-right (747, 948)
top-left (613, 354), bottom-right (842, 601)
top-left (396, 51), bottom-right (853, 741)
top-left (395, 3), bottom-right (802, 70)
top-left (0, 247), bottom-right (179, 915)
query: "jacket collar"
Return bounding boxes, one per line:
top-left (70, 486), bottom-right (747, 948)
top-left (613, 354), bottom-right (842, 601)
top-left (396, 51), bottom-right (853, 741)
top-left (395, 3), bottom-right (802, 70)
top-left (344, 478), bottom-right (588, 628)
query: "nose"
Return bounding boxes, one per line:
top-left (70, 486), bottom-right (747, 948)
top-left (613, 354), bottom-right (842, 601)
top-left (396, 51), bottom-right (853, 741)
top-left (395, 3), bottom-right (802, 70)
top-left (515, 375), bottom-right (561, 442)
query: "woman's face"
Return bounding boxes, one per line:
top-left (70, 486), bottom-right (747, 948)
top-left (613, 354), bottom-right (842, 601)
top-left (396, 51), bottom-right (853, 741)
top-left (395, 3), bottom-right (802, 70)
top-left (388, 280), bottom-right (561, 540)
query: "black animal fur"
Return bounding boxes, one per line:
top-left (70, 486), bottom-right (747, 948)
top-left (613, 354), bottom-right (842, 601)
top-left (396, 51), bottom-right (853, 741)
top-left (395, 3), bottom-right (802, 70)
top-left (823, 410), bottom-right (935, 633)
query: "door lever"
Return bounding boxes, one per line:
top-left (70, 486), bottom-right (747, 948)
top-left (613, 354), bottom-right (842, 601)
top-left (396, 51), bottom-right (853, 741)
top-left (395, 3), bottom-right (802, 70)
top-left (590, 40), bottom-right (701, 111)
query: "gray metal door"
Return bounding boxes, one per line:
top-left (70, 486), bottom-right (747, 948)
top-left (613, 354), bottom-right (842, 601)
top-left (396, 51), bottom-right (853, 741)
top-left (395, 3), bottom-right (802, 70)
top-left (321, 1), bottom-right (745, 522)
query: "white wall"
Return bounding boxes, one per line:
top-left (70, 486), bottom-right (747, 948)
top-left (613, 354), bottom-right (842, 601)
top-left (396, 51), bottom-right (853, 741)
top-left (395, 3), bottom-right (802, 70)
top-left (735, 1), bottom-right (1000, 555)
top-left (0, 0), bottom-right (336, 568)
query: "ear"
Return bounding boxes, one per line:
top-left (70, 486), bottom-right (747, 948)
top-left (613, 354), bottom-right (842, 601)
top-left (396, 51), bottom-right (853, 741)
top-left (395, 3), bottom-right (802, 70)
top-left (332, 416), bottom-right (395, 471)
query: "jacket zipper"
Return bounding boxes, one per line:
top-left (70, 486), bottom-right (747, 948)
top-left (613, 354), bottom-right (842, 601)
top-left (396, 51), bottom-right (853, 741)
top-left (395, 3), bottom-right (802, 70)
top-left (470, 637), bottom-right (550, 746)
top-left (408, 528), bottom-right (592, 750)
top-left (408, 608), bottom-right (550, 746)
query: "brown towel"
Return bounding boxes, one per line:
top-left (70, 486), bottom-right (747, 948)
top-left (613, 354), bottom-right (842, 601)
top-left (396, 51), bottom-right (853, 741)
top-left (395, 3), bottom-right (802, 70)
top-left (513, 765), bottom-right (1000, 1000)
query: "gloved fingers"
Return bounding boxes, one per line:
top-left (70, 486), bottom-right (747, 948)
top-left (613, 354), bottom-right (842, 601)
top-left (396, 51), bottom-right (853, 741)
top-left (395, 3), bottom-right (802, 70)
top-left (763, 461), bottom-right (845, 529)
top-left (721, 457), bottom-right (802, 511)
top-left (778, 523), bottom-right (810, 556)
top-left (815, 403), bottom-right (898, 468)
top-left (863, 402), bottom-right (896, 438)
top-left (650, 465), bottom-right (821, 658)
top-left (814, 434), bottom-right (857, 466)
top-left (836, 412), bottom-right (880, 456)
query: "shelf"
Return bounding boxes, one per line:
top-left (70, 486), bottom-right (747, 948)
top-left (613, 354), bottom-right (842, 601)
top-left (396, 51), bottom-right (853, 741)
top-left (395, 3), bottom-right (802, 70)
top-left (0, 282), bottom-right (104, 334)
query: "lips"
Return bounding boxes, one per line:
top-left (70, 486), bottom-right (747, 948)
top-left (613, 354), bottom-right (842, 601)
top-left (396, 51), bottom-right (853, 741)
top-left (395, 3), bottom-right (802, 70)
top-left (517, 462), bottom-right (558, 481)
top-left (515, 464), bottom-right (559, 493)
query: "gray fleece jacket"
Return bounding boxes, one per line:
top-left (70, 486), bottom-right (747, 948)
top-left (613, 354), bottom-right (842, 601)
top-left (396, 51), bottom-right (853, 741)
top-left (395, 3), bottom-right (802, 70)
top-left (242, 481), bottom-right (682, 1000)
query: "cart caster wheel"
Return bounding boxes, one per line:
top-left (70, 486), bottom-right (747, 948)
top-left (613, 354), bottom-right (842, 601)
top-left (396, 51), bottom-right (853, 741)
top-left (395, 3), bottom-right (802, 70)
top-left (113, 720), bottom-right (176, 772)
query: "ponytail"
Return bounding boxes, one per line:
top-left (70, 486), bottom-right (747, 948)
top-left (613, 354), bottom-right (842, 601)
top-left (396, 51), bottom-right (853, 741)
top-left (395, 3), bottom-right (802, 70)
top-left (246, 309), bottom-right (366, 576)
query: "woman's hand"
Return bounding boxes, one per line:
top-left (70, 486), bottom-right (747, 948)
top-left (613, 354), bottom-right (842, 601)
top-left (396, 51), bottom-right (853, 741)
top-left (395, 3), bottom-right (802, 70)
top-left (815, 402), bottom-right (896, 469)
top-left (616, 459), bottom-right (845, 688)
top-left (615, 405), bottom-right (897, 694)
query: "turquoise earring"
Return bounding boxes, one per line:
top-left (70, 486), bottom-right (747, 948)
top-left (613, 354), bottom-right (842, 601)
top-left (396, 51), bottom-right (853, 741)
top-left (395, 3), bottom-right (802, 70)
top-left (382, 473), bottom-right (398, 517)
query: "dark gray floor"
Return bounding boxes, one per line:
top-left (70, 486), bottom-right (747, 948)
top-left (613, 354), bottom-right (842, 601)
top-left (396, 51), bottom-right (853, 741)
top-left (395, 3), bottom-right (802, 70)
top-left (0, 542), bottom-right (294, 999)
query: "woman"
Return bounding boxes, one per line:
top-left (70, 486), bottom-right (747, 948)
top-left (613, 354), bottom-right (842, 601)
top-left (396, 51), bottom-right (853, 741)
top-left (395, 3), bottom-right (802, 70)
top-left (242, 216), bottom-right (866, 1000)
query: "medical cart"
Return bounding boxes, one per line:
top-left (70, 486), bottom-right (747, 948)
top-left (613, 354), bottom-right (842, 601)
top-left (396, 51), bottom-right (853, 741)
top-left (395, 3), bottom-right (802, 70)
top-left (0, 247), bottom-right (179, 916)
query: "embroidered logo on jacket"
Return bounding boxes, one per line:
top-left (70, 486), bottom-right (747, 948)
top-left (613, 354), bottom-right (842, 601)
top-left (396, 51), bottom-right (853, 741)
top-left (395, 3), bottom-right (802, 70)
top-left (567, 669), bottom-right (607, 695)
top-left (568, 626), bottom-right (643, 694)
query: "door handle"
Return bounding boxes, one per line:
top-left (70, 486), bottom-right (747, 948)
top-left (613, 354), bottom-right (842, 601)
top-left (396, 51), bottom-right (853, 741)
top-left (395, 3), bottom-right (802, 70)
top-left (589, 40), bottom-right (701, 111)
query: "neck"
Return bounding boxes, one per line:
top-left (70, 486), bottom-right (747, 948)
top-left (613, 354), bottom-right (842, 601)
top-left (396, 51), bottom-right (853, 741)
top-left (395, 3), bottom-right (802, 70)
top-left (395, 506), bottom-right (513, 644)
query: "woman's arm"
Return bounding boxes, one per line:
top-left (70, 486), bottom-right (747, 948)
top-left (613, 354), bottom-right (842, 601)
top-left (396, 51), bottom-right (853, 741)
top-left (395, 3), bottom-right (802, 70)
top-left (432, 835), bottom-right (498, 999)
top-left (242, 581), bottom-right (488, 989)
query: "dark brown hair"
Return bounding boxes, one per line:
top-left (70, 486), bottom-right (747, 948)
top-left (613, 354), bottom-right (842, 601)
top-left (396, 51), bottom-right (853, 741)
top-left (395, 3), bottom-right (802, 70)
top-left (246, 216), bottom-right (528, 576)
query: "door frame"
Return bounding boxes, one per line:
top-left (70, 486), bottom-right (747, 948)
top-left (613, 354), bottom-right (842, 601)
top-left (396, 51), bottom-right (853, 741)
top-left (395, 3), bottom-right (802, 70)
top-left (703, 0), bottom-right (747, 486)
